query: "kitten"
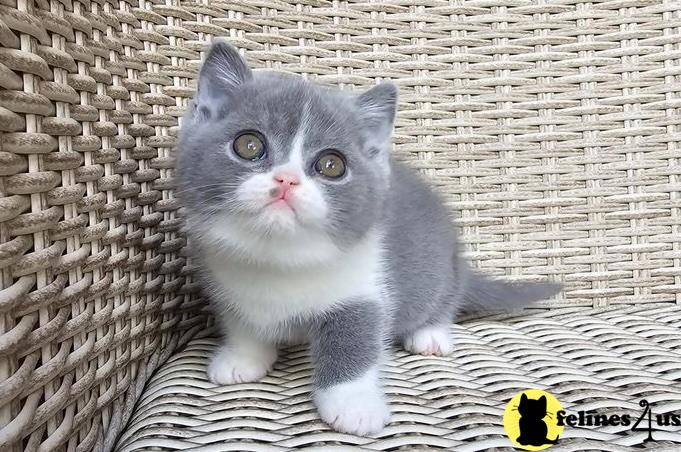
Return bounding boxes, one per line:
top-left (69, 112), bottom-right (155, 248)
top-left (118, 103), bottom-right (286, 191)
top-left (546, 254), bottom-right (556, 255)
top-left (177, 40), bottom-right (561, 436)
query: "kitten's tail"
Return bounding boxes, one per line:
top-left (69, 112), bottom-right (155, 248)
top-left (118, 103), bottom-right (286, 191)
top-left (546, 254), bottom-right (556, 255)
top-left (461, 267), bottom-right (562, 313)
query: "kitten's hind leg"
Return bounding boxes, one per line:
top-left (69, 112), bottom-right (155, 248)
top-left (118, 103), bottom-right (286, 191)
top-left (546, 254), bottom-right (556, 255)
top-left (403, 324), bottom-right (453, 356)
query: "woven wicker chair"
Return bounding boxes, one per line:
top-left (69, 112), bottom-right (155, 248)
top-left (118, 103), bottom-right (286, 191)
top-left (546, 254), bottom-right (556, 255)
top-left (2, 0), bottom-right (681, 450)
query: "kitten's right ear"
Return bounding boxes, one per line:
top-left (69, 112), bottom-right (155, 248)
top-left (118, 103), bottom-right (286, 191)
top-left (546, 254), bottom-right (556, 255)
top-left (356, 82), bottom-right (398, 145)
top-left (195, 39), bottom-right (252, 118)
top-left (520, 393), bottom-right (528, 403)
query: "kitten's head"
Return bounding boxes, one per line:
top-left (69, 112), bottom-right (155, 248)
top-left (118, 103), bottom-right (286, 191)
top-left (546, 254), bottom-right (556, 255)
top-left (178, 40), bottom-right (397, 262)
top-left (518, 394), bottom-right (547, 418)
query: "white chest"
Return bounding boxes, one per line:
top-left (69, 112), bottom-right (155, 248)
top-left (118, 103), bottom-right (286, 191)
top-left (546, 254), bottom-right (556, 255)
top-left (204, 233), bottom-right (385, 332)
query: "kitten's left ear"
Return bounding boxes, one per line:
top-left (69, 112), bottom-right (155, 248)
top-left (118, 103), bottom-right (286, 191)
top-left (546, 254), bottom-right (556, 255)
top-left (195, 39), bottom-right (252, 118)
top-left (356, 82), bottom-right (398, 146)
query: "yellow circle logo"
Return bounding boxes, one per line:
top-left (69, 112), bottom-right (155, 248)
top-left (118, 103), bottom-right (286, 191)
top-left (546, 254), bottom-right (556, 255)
top-left (504, 389), bottom-right (564, 450)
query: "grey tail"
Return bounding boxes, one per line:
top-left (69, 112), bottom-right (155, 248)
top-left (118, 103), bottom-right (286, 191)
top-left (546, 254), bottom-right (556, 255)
top-left (461, 269), bottom-right (562, 314)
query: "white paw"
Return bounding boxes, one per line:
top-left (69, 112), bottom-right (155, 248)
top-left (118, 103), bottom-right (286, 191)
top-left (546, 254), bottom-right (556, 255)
top-left (314, 369), bottom-right (390, 436)
top-left (404, 325), bottom-right (453, 356)
top-left (207, 344), bottom-right (277, 385)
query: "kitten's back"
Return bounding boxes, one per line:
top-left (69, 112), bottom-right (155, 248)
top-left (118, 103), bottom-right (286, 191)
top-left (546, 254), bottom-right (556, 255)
top-left (382, 160), bottom-right (463, 334)
top-left (382, 160), bottom-right (561, 335)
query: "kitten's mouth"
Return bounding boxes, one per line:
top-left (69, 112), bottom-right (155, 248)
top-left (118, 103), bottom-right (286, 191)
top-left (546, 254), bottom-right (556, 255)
top-left (262, 198), bottom-right (299, 221)
top-left (266, 198), bottom-right (295, 211)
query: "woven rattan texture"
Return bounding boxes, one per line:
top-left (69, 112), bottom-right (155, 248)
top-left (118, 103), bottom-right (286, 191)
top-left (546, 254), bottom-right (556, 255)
top-left (0, 0), bottom-right (211, 450)
top-left (115, 304), bottom-right (681, 451)
top-left (2, 0), bottom-right (681, 451)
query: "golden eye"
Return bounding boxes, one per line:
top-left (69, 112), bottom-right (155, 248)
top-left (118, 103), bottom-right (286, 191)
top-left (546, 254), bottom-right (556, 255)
top-left (233, 132), bottom-right (266, 160)
top-left (315, 152), bottom-right (346, 178)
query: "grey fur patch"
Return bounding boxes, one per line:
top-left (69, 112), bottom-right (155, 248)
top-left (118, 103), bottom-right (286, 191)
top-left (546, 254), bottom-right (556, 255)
top-left (310, 300), bottom-right (383, 389)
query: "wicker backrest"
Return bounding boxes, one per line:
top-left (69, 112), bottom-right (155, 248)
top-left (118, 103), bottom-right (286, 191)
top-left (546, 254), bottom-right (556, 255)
top-left (1, 0), bottom-right (680, 451)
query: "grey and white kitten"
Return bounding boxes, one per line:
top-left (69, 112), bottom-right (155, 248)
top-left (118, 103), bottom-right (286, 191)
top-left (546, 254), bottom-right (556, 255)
top-left (178, 40), bottom-right (561, 436)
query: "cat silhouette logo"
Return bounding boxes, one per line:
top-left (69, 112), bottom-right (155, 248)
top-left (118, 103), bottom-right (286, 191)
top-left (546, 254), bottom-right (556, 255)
top-left (504, 389), bottom-right (564, 450)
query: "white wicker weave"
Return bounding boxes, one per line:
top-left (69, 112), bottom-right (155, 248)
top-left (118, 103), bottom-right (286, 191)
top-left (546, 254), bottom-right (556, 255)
top-left (115, 305), bottom-right (681, 451)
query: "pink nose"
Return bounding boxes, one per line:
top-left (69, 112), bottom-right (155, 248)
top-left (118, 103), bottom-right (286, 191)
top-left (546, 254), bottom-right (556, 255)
top-left (273, 172), bottom-right (300, 187)
top-left (271, 172), bottom-right (300, 201)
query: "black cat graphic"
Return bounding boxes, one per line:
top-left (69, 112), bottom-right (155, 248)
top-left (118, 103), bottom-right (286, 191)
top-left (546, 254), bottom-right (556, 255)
top-left (516, 393), bottom-right (559, 446)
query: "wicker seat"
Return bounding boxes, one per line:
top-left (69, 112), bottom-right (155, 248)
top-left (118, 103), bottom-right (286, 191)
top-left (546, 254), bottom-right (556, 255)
top-left (1, 0), bottom-right (681, 451)
top-left (115, 305), bottom-right (681, 451)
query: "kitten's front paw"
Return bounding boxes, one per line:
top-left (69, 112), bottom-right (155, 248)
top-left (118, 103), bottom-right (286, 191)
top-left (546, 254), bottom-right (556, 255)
top-left (314, 373), bottom-right (390, 436)
top-left (207, 344), bottom-right (277, 385)
top-left (403, 325), bottom-right (453, 356)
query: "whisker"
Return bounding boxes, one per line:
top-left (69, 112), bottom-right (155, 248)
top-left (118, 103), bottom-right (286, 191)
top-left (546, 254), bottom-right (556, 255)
top-left (173, 185), bottom-right (240, 197)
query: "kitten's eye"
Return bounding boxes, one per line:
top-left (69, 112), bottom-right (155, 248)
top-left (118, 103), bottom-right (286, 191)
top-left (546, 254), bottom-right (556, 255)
top-left (314, 151), bottom-right (346, 179)
top-left (233, 132), bottom-right (266, 160)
